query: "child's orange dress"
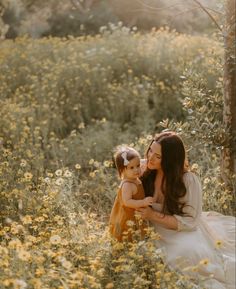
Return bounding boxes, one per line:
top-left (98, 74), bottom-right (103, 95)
top-left (109, 179), bottom-right (146, 242)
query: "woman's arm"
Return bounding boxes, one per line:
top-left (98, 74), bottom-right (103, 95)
top-left (137, 206), bottom-right (178, 230)
top-left (173, 172), bottom-right (202, 231)
top-left (138, 172), bottom-right (202, 231)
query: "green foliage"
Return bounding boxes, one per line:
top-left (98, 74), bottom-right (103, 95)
top-left (0, 28), bottom-right (222, 170)
top-left (0, 27), bottom-right (234, 289)
top-left (1, 0), bottom-right (223, 38)
top-left (160, 68), bottom-right (235, 215)
top-left (1, 28), bottom-right (232, 218)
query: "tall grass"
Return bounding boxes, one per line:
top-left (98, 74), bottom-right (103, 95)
top-left (0, 27), bottom-right (233, 288)
top-left (0, 27), bottom-right (222, 170)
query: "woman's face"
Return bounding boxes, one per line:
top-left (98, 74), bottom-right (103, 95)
top-left (147, 141), bottom-right (162, 170)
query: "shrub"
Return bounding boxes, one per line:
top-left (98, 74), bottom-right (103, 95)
top-left (0, 28), bottom-right (222, 172)
top-left (0, 27), bottom-right (233, 289)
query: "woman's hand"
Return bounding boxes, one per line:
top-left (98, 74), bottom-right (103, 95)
top-left (137, 206), bottom-right (178, 230)
top-left (136, 206), bottom-right (156, 221)
top-left (143, 197), bottom-right (154, 207)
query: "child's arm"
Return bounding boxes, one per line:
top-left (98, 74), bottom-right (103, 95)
top-left (121, 183), bottom-right (153, 209)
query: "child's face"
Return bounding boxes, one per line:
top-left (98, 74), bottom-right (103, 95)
top-left (123, 157), bottom-right (141, 180)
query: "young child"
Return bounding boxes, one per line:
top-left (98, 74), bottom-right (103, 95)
top-left (109, 145), bottom-right (154, 242)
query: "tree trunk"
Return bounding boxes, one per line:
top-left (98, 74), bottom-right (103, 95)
top-left (0, 2), bottom-right (9, 39)
top-left (222, 0), bottom-right (236, 181)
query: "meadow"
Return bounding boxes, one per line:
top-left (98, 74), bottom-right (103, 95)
top-left (0, 26), bottom-right (234, 288)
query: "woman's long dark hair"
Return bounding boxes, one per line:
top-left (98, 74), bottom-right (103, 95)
top-left (141, 131), bottom-right (187, 216)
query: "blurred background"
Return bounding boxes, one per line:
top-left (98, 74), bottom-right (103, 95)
top-left (0, 0), bottom-right (231, 217)
top-left (1, 2), bottom-right (235, 287)
top-left (1, 0), bottom-right (223, 38)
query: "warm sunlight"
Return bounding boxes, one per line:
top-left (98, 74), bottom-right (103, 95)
top-left (0, 1), bottom-right (235, 288)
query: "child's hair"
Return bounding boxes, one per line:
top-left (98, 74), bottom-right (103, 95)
top-left (114, 145), bottom-right (140, 177)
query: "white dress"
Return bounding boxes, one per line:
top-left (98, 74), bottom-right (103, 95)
top-left (151, 172), bottom-right (235, 289)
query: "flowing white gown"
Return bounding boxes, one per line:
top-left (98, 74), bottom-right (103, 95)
top-left (150, 172), bottom-right (235, 289)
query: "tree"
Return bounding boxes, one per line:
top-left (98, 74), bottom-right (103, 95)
top-left (0, 0), bottom-right (9, 39)
top-left (222, 0), bottom-right (236, 181)
top-left (136, 0), bottom-right (235, 184)
top-left (70, 0), bottom-right (99, 13)
top-left (192, 0), bottom-right (236, 184)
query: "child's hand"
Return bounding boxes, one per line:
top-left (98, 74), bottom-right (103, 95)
top-left (143, 197), bottom-right (154, 207)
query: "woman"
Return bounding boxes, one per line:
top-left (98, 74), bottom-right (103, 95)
top-left (138, 131), bottom-right (235, 289)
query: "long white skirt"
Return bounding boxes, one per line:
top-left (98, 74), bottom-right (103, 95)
top-left (151, 211), bottom-right (235, 289)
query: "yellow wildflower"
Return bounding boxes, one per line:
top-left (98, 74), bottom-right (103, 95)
top-left (20, 160), bottom-right (27, 167)
top-left (55, 177), bottom-right (64, 186)
top-left (55, 169), bottom-right (63, 176)
top-left (105, 283), bottom-right (114, 289)
top-left (89, 171), bottom-right (95, 178)
top-left (126, 220), bottom-right (135, 227)
top-left (215, 240), bottom-right (223, 249)
top-left (24, 172), bottom-right (33, 180)
top-left (64, 170), bottom-right (72, 177)
top-left (35, 216), bottom-right (45, 223)
top-left (75, 163), bottom-right (81, 169)
top-left (50, 235), bottom-right (61, 245)
top-left (103, 160), bottom-right (111, 167)
top-left (13, 279), bottom-right (27, 289)
top-left (199, 258), bottom-right (209, 266)
top-left (17, 250), bottom-right (31, 261)
top-left (8, 239), bottom-right (22, 250)
top-left (78, 122), bottom-right (85, 129)
top-left (61, 260), bottom-right (72, 270)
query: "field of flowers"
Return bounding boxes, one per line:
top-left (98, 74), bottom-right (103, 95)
top-left (0, 26), bottom-right (234, 288)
